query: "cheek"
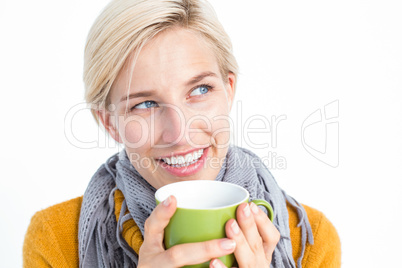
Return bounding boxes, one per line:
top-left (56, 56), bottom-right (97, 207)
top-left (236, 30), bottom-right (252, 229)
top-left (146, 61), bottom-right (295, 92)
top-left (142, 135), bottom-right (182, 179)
top-left (211, 116), bottom-right (231, 145)
top-left (118, 117), bottom-right (151, 147)
top-left (198, 104), bottom-right (231, 146)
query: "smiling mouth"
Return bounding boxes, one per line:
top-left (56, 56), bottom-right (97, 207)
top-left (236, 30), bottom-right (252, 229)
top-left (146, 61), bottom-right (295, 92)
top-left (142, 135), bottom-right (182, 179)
top-left (158, 147), bottom-right (206, 168)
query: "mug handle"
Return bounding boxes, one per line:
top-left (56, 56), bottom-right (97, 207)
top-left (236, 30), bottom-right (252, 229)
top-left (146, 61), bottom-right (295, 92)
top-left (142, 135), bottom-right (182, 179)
top-left (251, 199), bottom-right (274, 222)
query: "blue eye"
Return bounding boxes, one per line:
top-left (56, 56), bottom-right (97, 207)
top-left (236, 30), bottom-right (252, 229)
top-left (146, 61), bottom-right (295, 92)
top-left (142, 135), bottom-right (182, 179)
top-left (190, 84), bottom-right (212, 96)
top-left (133, 100), bottom-right (158, 110)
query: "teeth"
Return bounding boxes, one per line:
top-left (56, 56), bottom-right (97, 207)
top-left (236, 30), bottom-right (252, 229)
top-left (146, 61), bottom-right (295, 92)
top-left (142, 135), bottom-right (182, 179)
top-left (185, 153), bottom-right (193, 163)
top-left (162, 148), bottom-right (204, 167)
top-left (177, 156), bottom-right (185, 165)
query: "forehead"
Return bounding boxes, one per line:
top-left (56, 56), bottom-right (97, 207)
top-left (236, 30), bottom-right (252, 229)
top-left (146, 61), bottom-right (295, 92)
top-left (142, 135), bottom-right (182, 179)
top-left (111, 28), bottom-right (220, 103)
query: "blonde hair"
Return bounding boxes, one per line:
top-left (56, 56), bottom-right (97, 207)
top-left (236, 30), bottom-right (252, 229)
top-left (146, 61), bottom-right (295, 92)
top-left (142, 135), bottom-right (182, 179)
top-left (84, 0), bottom-right (239, 124)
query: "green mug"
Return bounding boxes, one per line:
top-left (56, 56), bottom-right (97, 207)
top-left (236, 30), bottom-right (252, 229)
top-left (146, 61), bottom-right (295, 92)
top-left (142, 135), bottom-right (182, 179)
top-left (155, 180), bottom-right (274, 268)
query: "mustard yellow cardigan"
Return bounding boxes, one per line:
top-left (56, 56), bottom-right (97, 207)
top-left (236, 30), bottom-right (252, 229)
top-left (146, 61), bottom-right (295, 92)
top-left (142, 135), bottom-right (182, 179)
top-left (23, 191), bottom-right (341, 267)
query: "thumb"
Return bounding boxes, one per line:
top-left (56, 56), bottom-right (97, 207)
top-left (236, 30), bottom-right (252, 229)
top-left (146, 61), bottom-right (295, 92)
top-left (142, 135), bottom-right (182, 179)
top-left (142, 195), bottom-right (177, 249)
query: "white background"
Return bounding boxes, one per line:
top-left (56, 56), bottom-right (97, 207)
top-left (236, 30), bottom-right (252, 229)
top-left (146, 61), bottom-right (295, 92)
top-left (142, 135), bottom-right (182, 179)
top-left (1, 0), bottom-right (401, 267)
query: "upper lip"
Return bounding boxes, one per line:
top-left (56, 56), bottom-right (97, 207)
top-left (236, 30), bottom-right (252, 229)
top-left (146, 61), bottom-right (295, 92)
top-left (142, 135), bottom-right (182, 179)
top-left (156, 146), bottom-right (209, 160)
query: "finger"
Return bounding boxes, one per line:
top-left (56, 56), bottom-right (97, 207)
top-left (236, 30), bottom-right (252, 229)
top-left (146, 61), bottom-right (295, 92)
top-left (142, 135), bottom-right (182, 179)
top-left (163, 238), bottom-right (236, 267)
top-left (236, 203), bottom-right (264, 253)
top-left (250, 202), bottom-right (280, 257)
top-left (210, 258), bottom-right (228, 268)
top-left (225, 218), bottom-right (254, 267)
top-left (141, 195), bottom-right (177, 251)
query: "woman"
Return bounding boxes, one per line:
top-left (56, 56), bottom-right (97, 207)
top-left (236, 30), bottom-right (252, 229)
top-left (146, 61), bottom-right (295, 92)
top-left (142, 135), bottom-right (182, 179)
top-left (23, 0), bottom-right (341, 267)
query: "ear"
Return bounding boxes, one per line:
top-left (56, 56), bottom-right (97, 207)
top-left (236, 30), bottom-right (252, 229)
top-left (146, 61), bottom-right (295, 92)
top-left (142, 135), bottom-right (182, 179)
top-left (225, 72), bottom-right (236, 112)
top-left (96, 109), bottom-right (123, 143)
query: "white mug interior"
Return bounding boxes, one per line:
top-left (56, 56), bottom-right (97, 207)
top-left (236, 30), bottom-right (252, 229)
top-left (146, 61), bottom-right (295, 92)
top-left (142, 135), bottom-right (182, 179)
top-left (155, 180), bottom-right (249, 209)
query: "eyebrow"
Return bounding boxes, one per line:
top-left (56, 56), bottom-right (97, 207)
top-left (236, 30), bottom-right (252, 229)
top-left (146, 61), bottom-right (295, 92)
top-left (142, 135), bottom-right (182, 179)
top-left (119, 71), bottom-right (218, 103)
top-left (184, 71), bottom-right (217, 87)
top-left (119, 89), bottom-right (156, 103)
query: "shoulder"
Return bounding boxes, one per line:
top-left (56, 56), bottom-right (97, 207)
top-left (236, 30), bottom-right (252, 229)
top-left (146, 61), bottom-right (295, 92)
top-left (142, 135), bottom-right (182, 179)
top-left (32, 196), bottom-right (83, 222)
top-left (287, 202), bottom-right (342, 267)
top-left (23, 196), bottom-right (83, 267)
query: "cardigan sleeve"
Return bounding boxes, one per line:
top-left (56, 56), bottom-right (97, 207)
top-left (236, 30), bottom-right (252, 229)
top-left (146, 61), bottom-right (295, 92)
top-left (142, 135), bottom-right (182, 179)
top-left (23, 211), bottom-right (67, 267)
top-left (300, 204), bottom-right (342, 267)
top-left (23, 197), bottom-right (82, 267)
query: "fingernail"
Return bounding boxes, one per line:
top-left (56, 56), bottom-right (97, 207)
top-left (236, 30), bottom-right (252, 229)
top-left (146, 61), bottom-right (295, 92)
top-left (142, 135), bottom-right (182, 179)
top-left (231, 220), bottom-right (240, 234)
top-left (243, 204), bottom-right (251, 217)
top-left (220, 239), bottom-right (236, 250)
top-left (250, 202), bottom-right (259, 214)
top-left (211, 258), bottom-right (224, 268)
top-left (163, 196), bottom-right (171, 207)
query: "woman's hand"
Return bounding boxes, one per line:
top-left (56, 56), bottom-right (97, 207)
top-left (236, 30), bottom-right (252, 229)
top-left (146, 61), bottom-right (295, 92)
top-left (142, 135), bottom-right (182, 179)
top-left (210, 202), bottom-right (280, 268)
top-left (138, 195), bottom-right (237, 268)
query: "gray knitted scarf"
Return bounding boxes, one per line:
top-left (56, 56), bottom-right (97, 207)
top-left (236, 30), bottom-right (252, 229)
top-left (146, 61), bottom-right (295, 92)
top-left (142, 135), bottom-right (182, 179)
top-left (78, 144), bottom-right (313, 267)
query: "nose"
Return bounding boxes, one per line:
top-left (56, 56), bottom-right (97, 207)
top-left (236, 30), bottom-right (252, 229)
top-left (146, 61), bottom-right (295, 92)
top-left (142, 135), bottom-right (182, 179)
top-left (160, 104), bottom-right (188, 146)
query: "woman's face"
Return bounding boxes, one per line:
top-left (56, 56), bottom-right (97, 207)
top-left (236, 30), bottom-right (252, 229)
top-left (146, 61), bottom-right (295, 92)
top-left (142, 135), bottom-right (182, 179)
top-left (101, 27), bottom-right (235, 189)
